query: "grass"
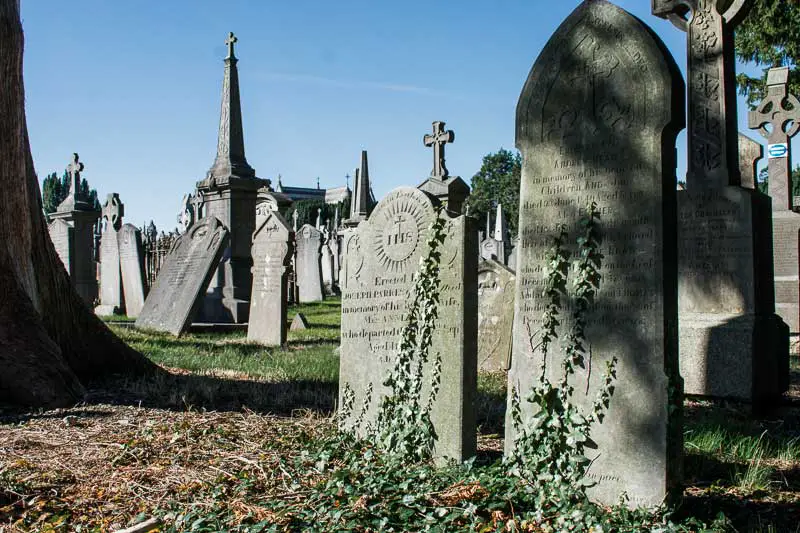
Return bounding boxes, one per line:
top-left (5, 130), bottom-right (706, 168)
top-left (2, 298), bottom-right (800, 531)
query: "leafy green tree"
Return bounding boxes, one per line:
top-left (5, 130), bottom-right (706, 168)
top-left (466, 148), bottom-right (521, 238)
top-left (735, 0), bottom-right (800, 108)
top-left (40, 170), bottom-right (100, 215)
top-left (288, 198), bottom-right (351, 230)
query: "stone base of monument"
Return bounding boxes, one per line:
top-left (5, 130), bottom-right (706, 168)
top-left (680, 312), bottom-right (789, 407)
top-left (94, 304), bottom-right (123, 316)
top-left (772, 211), bottom-right (800, 334)
top-left (198, 294), bottom-right (250, 324)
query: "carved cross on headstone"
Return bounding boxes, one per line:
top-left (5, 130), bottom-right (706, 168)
top-left (652, 0), bottom-right (751, 189)
top-left (102, 193), bottom-right (124, 232)
top-left (292, 209), bottom-right (299, 231)
top-left (66, 153), bottom-right (84, 200)
top-left (225, 32), bottom-right (237, 60)
top-left (423, 121), bottom-right (455, 179)
top-left (748, 66), bottom-right (800, 211)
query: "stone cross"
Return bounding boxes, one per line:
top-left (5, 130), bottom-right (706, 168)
top-left (191, 190), bottom-right (205, 221)
top-left (292, 209), bottom-right (299, 231)
top-left (225, 32), bottom-right (237, 59)
top-left (345, 173), bottom-right (350, 189)
top-left (748, 66), bottom-right (800, 211)
top-left (423, 121), bottom-right (455, 179)
top-left (102, 193), bottom-right (124, 232)
top-left (67, 153), bottom-right (84, 200)
top-left (652, 0), bottom-right (751, 189)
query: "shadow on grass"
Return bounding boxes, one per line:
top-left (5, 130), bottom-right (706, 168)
top-left (676, 492), bottom-right (800, 533)
top-left (82, 372), bottom-right (338, 417)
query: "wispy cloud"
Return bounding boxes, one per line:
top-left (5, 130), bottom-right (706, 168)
top-left (257, 71), bottom-right (447, 96)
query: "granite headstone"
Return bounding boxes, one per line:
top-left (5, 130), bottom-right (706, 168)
top-left (295, 224), bottom-right (324, 303)
top-left (477, 260), bottom-right (515, 372)
top-left (247, 211), bottom-right (293, 346)
top-left (118, 224), bottom-right (147, 318)
top-left (339, 186), bottom-right (478, 461)
top-left (136, 217), bottom-right (230, 336)
top-left (507, 0), bottom-right (685, 507)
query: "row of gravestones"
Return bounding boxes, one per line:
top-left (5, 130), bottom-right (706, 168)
top-left (339, 0), bottom-right (795, 509)
top-left (47, 158), bottom-right (149, 318)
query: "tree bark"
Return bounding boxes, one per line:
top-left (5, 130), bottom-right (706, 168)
top-left (0, 0), bottom-right (159, 408)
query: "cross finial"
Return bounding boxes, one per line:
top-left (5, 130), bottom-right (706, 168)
top-left (423, 121), bottom-right (455, 179)
top-left (225, 32), bottom-right (238, 59)
top-left (345, 173), bottom-right (350, 189)
top-left (67, 153), bottom-right (84, 195)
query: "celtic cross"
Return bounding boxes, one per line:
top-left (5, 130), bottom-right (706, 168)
top-left (652, 0), bottom-right (751, 189)
top-left (748, 66), bottom-right (800, 211)
top-left (191, 190), bottom-right (205, 221)
top-left (225, 32), bottom-right (237, 60)
top-left (423, 121), bottom-right (455, 179)
top-left (102, 193), bottom-right (124, 232)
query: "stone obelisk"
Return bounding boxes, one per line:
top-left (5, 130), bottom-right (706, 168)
top-left (196, 32), bottom-right (270, 323)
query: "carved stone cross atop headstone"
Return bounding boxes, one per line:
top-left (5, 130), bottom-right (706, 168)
top-left (191, 190), bottom-right (205, 221)
top-left (225, 32), bottom-right (237, 60)
top-left (423, 121), bottom-right (455, 179)
top-left (102, 193), bottom-right (124, 232)
top-left (67, 153), bottom-right (84, 198)
top-left (748, 66), bottom-right (800, 211)
top-left (652, 0), bottom-right (751, 189)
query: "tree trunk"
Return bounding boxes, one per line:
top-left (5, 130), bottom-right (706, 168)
top-left (0, 0), bottom-right (159, 409)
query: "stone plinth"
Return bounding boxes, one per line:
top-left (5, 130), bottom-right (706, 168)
top-left (678, 186), bottom-right (789, 403)
top-left (49, 209), bottom-right (100, 306)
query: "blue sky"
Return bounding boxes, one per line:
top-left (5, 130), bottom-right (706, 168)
top-left (20, 1), bottom-right (792, 232)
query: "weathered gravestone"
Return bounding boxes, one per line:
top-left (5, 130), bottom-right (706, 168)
top-left (738, 133), bottom-right (763, 190)
top-left (135, 217), bottom-right (230, 336)
top-left (295, 224), bottom-right (324, 303)
top-left (95, 193), bottom-right (125, 316)
top-left (339, 186), bottom-right (478, 461)
top-left (48, 153), bottom-right (100, 305)
top-left (654, 0), bottom-right (789, 404)
top-left (118, 224), bottom-right (148, 318)
top-left (506, 0), bottom-right (685, 507)
top-left (321, 236), bottom-right (335, 295)
top-left (749, 66), bottom-right (800, 335)
top-left (247, 210), bottom-right (293, 346)
top-left (477, 260), bottom-right (515, 372)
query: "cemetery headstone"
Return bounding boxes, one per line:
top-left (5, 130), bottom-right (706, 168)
top-left (477, 260), bottom-right (515, 372)
top-left (95, 193), bottom-right (125, 316)
top-left (738, 133), bottom-right (763, 190)
top-left (136, 217), bottom-right (230, 336)
top-left (321, 238), bottom-right (335, 295)
top-left (749, 66), bottom-right (800, 336)
top-left (118, 224), bottom-right (148, 318)
top-left (295, 224), bottom-right (324, 303)
top-left (290, 312), bottom-right (309, 331)
top-left (339, 186), bottom-right (478, 461)
top-left (654, 0), bottom-right (789, 403)
top-left (247, 210), bottom-right (294, 346)
top-left (48, 153), bottom-right (100, 305)
top-left (508, 0), bottom-right (685, 507)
